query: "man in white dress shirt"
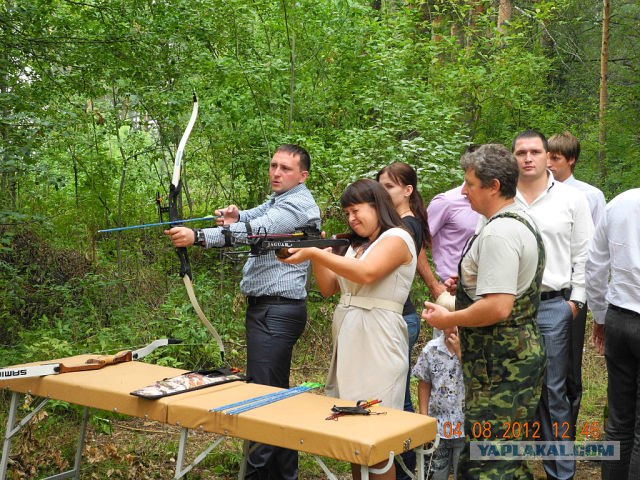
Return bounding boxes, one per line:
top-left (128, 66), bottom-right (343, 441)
top-left (547, 131), bottom-right (606, 435)
top-left (586, 188), bottom-right (640, 480)
top-left (512, 130), bottom-right (593, 480)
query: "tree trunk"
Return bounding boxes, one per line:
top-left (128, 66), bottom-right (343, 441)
top-left (289, 28), bottom-right (295, 134)
top-left (598, 0), bottom-right (610, 179)
top-left (466, 1), bottom-right (485, 54)
top-left (432, 14), bottom-right (443, 44)
top-left (282, 0), bottom-right (295, 134)
top-left (0, 69), bottom-right (16, 210)
top-left (498, 0), bottom-right (511, 34)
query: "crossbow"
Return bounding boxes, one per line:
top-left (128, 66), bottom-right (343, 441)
top-left (241, 226), bottom-right (349, 258)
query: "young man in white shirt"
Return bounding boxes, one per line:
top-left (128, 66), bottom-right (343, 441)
top-left (513, 130), bottom-right (594, 480)
top-left (547, 131), bottom-right (607, 435)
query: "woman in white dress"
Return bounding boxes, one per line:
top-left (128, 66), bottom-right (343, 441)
top-left (280, 179), bottom-right (416, 480)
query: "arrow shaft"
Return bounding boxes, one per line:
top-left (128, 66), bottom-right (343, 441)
top-left (98, 216), bottom-right (216, 233)
top-left (224, 385), bottom-right (319, 415)
top-left (210, 383), bottom-right (319, 413)
top-left (210, 386), bottom-right (308, 412)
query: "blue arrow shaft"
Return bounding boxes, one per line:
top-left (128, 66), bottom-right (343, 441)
top-left (210, 385), bottom-right (311, 412)
top-left (98, 216), bottom-right (216, 233)
top-left (225, 385), bottom-right (318, 415)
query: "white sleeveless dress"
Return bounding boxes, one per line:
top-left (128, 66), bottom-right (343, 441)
top-left (325, 227), bottom-right (416, 410)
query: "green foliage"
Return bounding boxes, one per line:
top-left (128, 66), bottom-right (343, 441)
top-left (543, 0), bottom-right (640, 198)
top-left (0, 0), bottom-right (635, 476)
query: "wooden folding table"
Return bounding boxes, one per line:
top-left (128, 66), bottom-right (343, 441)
top-left (1, 356), bottom-right (436, 479)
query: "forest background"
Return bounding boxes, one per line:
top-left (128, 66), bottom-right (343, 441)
top-left (0, 0), bottom-right (638, 478)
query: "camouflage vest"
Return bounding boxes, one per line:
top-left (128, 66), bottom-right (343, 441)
top-left (455, 212), bottom-right (546, 326)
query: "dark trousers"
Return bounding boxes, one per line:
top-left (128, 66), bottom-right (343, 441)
top-left (244, 300), bottom-right (307, 480)
top-left (602, 305), bottom-right (640, 480)
top-left (566, 298), bottom-right (588, 437)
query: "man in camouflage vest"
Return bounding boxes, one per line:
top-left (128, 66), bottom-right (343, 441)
top-left (422, 144), bottom-right (547, 479)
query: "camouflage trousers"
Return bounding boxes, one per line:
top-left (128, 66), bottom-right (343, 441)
top-left (457, 321), bottom-right (546, 479)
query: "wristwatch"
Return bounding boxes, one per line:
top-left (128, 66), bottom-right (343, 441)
top-left (571, 300), bottom-right (585, 310)
top-left (192, 228), bottom-right (206, 247)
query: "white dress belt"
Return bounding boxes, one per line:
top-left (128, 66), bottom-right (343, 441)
top-left (339, 293), bottom-right (404, 314)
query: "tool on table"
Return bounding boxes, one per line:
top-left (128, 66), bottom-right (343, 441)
top-left (131, 367), bottom-right (245, 399)
top-left (326, 399), bottom-right (384, 421)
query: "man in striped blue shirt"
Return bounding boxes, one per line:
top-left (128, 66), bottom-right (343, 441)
top-left (165, 144), bottom-right (320, 479)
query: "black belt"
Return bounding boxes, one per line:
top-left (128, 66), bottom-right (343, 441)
top-left (247, 295), bottom-right (305, 306)
top-left (540, 288), bottom-right (570, 301)
top-left (609, 304), bottom-right (639, 317)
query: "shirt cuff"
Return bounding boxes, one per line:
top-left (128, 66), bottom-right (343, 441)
top-left (202, 227), bottom-right (225, 248)
top-left (569, 286), bottom-right (586, 304)
top-left (591, 309), bottom-right (607, 325)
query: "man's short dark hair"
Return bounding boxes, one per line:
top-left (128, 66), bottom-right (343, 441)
top-left (512, 129), bottom-right (548, 153)
top-left (460, 144), bottom-right (519, 199)
top-left (275, 144), bottom-right (311, 172)
top-left (548, 132), bottom-right (580, 169)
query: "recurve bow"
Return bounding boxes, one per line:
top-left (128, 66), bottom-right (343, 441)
top-left (162, 95), bottom-right (226, 363)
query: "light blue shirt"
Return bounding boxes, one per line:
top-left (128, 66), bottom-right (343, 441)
top-left (201, 183), bottom-right (320, 298)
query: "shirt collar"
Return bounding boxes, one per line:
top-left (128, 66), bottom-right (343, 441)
top-left (488, 201), bottom-right (520, 220)
top-left (435, 335), bottom-right (457, 358)
top-left (545, 169), bottom-right (556, 192)
top-left (271, 182), bottom-right (307, 202)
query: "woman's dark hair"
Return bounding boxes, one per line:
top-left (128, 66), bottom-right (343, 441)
top-left (376, 162), bottom-right (431, 248)
top-left (340, 179), bottom-right (403, 247)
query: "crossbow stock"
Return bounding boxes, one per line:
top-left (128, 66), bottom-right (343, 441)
top-left (240, 226), bottom-right (349, 258)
